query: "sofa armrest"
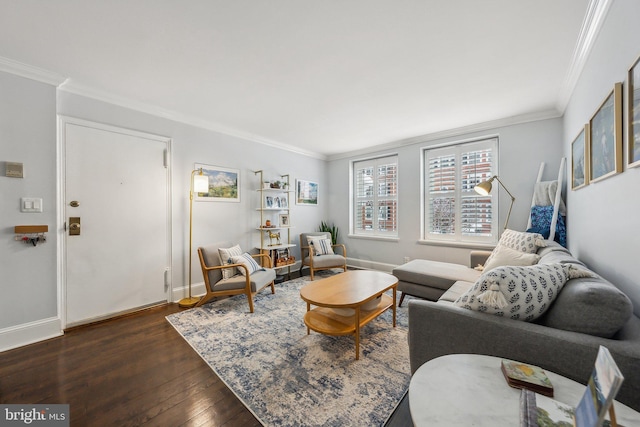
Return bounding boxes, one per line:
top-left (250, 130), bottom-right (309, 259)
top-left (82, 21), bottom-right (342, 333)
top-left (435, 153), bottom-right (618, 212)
top-left (469, 250), bottom-right (492, 268)
top-left (408, 300), bottom-right (640, 411)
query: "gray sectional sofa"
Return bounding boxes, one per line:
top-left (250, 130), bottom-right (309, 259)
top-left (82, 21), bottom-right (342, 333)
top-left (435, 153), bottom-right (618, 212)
top-left (405, 241), bottom-right (640, 411)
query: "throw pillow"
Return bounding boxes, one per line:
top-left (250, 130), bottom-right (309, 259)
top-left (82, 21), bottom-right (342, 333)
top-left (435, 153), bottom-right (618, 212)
top-left (482, 245), bottom-right (540, 272)
top-left (307, 236), bottom-right (334, 256)
top-left (230, 252), bottom-right (264, 276)
top-left (498, 229), bottom-right (547, 254)
top-left (218, 244), bottom-right (243, 279)
top-left (453, 263), bottom-right (592, 322)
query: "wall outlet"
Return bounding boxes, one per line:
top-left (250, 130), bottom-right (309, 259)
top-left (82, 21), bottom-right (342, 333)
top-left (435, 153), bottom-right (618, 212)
top-left (403, 256), bottom-right (410, 264)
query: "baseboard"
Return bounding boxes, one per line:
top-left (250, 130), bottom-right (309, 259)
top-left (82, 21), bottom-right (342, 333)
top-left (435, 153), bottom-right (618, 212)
top-left (0, 317), bottom-right (63, 352)
top-left (346, 258), bottom-right (397, 273)
top-left (172, 282), bottom-right (207, 303)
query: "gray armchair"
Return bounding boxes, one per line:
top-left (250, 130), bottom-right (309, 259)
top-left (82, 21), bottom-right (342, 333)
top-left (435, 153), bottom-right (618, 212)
top-left (196, 242), bottom-right (276, 312)
top-left (299, 232), bottom-right (347, 280)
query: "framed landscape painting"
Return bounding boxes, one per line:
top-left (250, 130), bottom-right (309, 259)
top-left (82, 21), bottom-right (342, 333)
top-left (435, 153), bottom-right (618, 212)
top-left (195, 164), bottom-right (240, 202)
top-left (571, 125), bottom-right (589, 190)
top-left (589, 83), bottom-right (623, 183)
top-left (629, 55), bottom-right (640, 168)
top-left (296, 179), bottom-right (318, 205)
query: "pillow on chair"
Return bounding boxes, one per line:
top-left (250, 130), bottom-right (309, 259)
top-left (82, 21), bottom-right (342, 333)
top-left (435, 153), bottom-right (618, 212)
top-left (219, 244), bottom-right (243, 279)
top-left (231, 253), bottom-right (264, 276)
top-left (307, 236), bottom-right (334, 256)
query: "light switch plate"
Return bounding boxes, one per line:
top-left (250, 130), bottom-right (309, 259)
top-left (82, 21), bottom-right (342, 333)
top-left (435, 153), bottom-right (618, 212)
top-left (21, 197), bottom-right (43, 213)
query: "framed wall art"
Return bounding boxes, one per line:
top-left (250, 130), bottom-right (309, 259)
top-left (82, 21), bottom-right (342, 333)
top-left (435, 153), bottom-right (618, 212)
top-left (195, 164), bottom-right (240, 202)
top-left (628, 55), bottom-right (640, 168)
top-left (571, 125), bottom-right (589, 190)
top-left (295, 179), bottom-right (318, 205)
top-left (589, 83), bottom-right (623, 183)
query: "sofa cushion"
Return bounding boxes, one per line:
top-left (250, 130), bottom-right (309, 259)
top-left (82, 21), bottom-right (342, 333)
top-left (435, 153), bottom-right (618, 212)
top-left (392, 259), bottom-right (481, 292)
top-left (482, 245), bottom-right (540, 272)
top-left (538, 277), bottom-right (634, 338)
top-left (439, 280), bottom-right (474, 303)
top-left (453, 263), bottom-right (590, 322)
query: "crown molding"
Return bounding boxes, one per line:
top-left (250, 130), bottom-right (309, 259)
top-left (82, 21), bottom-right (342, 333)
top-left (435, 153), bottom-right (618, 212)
top-left (58, 80), bottom-right (327, 161)
top-left (327, 108), bottom-right (562, 161)
top-left (556, 0), bottom-right (613, 112)
top-left (0, 56), bottom-right (66, 86)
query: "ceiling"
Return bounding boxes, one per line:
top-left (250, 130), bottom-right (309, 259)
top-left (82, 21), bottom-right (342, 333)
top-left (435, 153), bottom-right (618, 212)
top-left (0, 0), bottom-right (592, 158)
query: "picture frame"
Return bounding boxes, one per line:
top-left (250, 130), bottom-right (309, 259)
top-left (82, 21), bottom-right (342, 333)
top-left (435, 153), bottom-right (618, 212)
top-left (279, 213), bottom-right (290, 227)
top-left (195, 164), bottom-right (240, 202)
top-left (571, 125), bottom-right (589, 190)
top-left (589, 83), bottom-right (623, 183)
top-left (628, 55), bottom-right (640, 168)
top-left (295, 179), bottom-right (318, 205)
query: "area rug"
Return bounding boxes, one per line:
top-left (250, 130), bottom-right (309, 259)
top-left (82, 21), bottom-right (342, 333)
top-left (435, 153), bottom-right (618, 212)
top-left (166, 271), bottom-right (410, 427)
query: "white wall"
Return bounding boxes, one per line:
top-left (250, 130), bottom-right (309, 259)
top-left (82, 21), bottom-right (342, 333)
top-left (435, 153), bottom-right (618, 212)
top-left (563, 0), bottom-right (640, 315)
top-left (0, 72), bottom-right (61, 347)
top-left (327, 117), bottom-right (565, 269)
top-left (0, 77), bottom-right (328, 351)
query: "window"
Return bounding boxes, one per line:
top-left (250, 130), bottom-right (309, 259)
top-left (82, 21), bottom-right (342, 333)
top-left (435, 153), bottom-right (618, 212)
top-left (352, 155), bottom-right (398, 237)
top-left (423, 138), bottom-right (497, 244)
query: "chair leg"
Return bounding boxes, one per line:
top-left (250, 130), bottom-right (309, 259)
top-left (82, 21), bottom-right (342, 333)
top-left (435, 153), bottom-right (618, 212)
top-left (270, 280), bottom-right (275, 294)
top-left (247, 291), bottom-right (255, 313)
top-left (398, 292), bottom-right (406, 307)
top-left (310, 268), bottom-right (314, 281)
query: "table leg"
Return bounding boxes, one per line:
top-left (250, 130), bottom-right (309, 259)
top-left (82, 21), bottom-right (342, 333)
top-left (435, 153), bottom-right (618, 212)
top-left (355, 307), bottom-right (360, 360)
top-left (392, 286), bottom-right (397, 327)
top-left (306, 302), bottom-right (310, 335)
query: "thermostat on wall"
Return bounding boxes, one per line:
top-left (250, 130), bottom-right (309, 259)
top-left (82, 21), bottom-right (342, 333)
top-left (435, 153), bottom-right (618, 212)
top-left (6, 162), bottom-right (24, 178)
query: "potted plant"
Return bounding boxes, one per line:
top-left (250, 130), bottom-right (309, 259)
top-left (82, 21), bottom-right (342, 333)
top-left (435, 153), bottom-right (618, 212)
top-left (318, 221), bottom-right (339, 245)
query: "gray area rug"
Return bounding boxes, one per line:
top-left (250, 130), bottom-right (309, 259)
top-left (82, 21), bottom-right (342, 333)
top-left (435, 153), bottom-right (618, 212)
top-left (166, 270), bottom-right (410, 427)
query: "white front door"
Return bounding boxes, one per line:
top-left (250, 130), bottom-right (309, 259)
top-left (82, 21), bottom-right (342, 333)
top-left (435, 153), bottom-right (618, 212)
top-left (62, 118), bottom-right (171, 327)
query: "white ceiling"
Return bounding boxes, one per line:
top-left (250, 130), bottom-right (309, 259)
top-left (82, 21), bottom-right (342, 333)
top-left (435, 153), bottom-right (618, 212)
top-left (0, 0), bottom-right (592, 157)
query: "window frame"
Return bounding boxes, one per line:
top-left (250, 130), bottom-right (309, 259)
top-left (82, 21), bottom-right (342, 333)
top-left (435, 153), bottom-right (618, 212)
top-left (350, 154), bottom-right (399, 239)
top-left (422, 137), bottom-right (498, 245)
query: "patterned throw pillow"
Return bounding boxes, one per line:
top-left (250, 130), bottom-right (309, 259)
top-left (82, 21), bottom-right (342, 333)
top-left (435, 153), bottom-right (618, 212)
top-left (307, 236), bottom-right (334, 256)
top-left (499, 229), bottom-right (547, 254)
top-left (230, 253), bottom-right (264, 276)
top-left (453, 263), bottom-right (592, 322)
top-left (218, 244), bottom-right (243, 279)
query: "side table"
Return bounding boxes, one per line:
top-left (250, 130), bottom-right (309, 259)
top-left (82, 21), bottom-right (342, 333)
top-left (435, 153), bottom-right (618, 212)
top-left (409, 354), bottom-right (640, 426)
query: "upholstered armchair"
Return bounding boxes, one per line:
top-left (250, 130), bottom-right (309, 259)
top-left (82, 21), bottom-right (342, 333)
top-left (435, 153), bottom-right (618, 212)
top-left (299, 232), bottom-right (347, 280)
top-left (196, 242), bottom-right (276, 312)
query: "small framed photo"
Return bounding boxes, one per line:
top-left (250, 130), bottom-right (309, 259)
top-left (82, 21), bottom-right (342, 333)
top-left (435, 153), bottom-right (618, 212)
top-left (571, 125), bottom-right (589, 190)
top-left (279, 213), bottom-right (290, 227)
top-left (589, 83), bottom-right (623, 183)
top-left (295, 179), bottom-right (318, 205)
top-left (195, 164), bottom-right (240, 202)
top-left (628, 55), bottom-right (640, 168)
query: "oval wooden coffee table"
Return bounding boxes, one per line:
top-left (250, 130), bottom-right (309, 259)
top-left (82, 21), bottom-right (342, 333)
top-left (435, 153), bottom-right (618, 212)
top-left (299, 270), bottom-right (398, 360)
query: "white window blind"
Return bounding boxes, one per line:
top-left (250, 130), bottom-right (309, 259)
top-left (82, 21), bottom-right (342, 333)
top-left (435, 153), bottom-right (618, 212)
top-left (424, 138), bottom-right (497, 243)
top-left (353, 155), bottom-right (398, 237)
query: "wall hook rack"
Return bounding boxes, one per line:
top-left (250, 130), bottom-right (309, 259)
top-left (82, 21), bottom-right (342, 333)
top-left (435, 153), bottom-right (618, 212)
top-left (14, 225), bottom-right (48, 247)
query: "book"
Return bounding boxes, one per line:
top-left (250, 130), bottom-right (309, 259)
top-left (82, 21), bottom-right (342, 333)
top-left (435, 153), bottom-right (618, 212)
top-left (574, 346), bottom-right (625, 427)
top-left (502, 359), bottom-right (554, 397)
top-left (521, 389), bottom-right (574, 427)
top-left (520, 389), bottom-right (624, 427)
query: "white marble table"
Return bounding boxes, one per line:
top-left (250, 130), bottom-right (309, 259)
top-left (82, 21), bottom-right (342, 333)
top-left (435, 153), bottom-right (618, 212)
top-left (409, 354), bottom-right (640, 426)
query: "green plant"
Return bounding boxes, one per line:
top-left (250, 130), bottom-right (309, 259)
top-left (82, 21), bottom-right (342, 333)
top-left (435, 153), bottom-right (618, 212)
top-left (318, 221), bottom-right (339, 244)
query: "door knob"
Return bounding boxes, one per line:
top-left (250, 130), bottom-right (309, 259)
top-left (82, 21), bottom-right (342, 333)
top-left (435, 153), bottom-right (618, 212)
top-left (69, 217), bottom-right (81, 235)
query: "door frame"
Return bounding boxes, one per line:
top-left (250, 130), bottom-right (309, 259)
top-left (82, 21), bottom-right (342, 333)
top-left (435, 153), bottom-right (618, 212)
top-left (57, 116), bottom-right (173, 329)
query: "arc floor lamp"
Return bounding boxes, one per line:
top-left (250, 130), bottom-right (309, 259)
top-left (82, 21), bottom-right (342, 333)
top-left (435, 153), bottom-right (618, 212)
top-left (474, 175), bottom-right (515, 231)
top-left (179, 168), bottom-right (209, 308)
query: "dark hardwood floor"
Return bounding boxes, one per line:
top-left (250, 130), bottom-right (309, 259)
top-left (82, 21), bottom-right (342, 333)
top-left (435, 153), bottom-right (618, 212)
top-left (0, 271), bottom-right (412, 426)
top-left (0, 304), bottom-right (261, 426)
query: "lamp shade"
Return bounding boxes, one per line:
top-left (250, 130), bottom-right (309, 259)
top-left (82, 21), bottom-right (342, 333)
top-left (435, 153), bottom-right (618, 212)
top-left (474, 179), bottom-right (493, 196)
top-left (193, 174), bottom-right (209, 193)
